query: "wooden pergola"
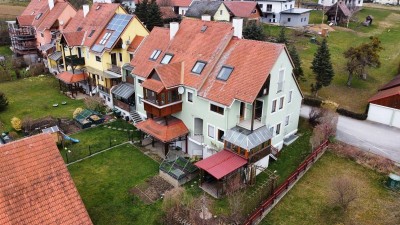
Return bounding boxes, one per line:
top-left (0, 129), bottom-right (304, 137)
top-left (56, 71), bottom-right (88, 98)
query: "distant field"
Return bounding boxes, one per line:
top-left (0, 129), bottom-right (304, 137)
top-left (0, 4), bottom-right (25, 19)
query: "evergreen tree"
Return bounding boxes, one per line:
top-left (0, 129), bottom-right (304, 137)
top-left (242, 22), bottom-right (265, 41)
top-left (288, 45), bottom-right (304, 80)
top-left (310, 38), bottom-right (334, 96)
top-left (135, 0), bottom-right (149, 25)
top-left (146, 0), bottom-right (164, 31)
top-left (276, 27), bottom-right (288, 45)
top-left (0, 91), bottom-right (8, 112)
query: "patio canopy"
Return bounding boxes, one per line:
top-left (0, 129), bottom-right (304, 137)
top-left (135, 117), bottom-right (189, 143)
top-left (112, 83), bottom-right (135, 99)
top-left (56, 71), bottom-right (87, 84)
top-left (195, 150), bottom-right (247, 180)
top-left (48, 51), bottom-right (62, 61)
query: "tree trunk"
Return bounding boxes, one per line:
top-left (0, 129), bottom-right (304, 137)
top-left (347, 73), bottom-right (353, 86)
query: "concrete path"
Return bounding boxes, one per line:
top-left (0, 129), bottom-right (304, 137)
top-left (300, 105), bottom-right (400, 163)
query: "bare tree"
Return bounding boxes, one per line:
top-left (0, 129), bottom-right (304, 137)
top-left (227, 192), bottom-right (246, 225)
top-left (330, 176), bottom-right (358, 211)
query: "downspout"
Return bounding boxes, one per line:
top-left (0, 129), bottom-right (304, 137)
top-left (250, 100), bottom-right (256, 132)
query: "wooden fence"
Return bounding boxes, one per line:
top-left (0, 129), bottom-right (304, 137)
top-left (243, 140), bottom-right (329, 225)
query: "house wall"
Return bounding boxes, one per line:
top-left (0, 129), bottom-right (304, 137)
top-left (368, 103), bottom-right (400, 128)
top-left (279, 12), bottom-right (310, 26)
top-left (257, 1), bottom-right (295, 23)
top-left (179, 6), bottom-right (189, 15)
top-left (318, 0), bottom-right (363, 7)
top-left (373, 0), bottom-right (399, 5)
top-left (213, 4), bottom-right (230, 22)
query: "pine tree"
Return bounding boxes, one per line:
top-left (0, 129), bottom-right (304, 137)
top-left (276, 27), bottom-right (288, 45)
top-left (310, 38), bottom-right (334, 96)
top-left (146, 0), bottom-right (164, 31)
top-left (242, 22), bottom-right (265, 41)
top-left (0, 91), bottom-right (8, 112)
top-left (135, 0), bottom-right (149, 25)
top-left (288, 45), bottom-right (304, 81)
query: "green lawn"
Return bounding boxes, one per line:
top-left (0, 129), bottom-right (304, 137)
top-left (266, 7), bottom-right (400, 112)
top-left (0, 45), bottom-right (12, 56)
top-left (61, 120), bottom-right (140, 163)
top-left (261, 151), bottom-right (400, 225)
top-left (0, 76), bottom-right (84, 132)
top-left (68, 144), bottom-right (162, 225)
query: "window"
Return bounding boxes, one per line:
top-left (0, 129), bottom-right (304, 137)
top-left (288, 90), bottom-right (292, 103)
top-left (269, 126), bottom-right (274, 135)
top-left (210, 103), bottom-right (224, 115)
top-left (35, 13), bottom-right (42, 20)
top-left (208, 124), bottom-right (215, 139)
top-left (161, 54), bottom-right (173, 64)
top-left (88, 30), bottom-right (95, 37)
top-left (95, 56), bottom-right (101, 62)
top-left (40, 33), bottom-right (44, 38)
top-left (77, 27), bottom-right (82, 31)
top-left (187, 91), bottom-right (193, 103)
top-left (138, 96), bottom-right (143, 104)
top-left (220, 10), bottom-right (223, 15)
top-left (285, 115), bottom-right (290, 126)
top-left (217, 129), bottom-right (225, 142)
top-left (138, 79), bottom-right (143, 84)
top-left (288, 18), bottom-right (291, 22)
top-left (279, 97), bottom-right (284, 110)
top-left (277, 69), bottom-right (284, 93)
top-left (332, 0), bottom-right (334, 3)
top-left (285, 4), bottom-right (287, 9)
top-left (191, 61), bottom-right (206, 74)
top-left (119, 53), bottom-right (123, 62)
top-left (99, 32), bottom-right (111, 45)
top-left (149, 50), bottom-right (161, 60)
top-left (129, 54), bottom-right (133, 61)
top-left (267, 4), bottom-right (272, 11)
top-left (216, 66), bottom-right (233, 81)
top-left (259, 4), bottom-right (263, 9)
top-left (271, 99), bottom-right (277, 113)
top-left (276, 123), bottom-right (281, 135)
top-left (304, 17), bottom-right (307, 22)
top-left (290, 4), bottom-right (293, 8)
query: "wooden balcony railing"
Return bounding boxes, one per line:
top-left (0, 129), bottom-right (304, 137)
top-left (143, 100), bottom-right (182, 117)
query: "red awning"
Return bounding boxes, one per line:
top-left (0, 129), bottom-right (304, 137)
top-left (56, 71), bottom-right (87, 84)
top-left (135, 118), bottom-right (189, 143)
top-left (195, 150), bottom-right (247, 180)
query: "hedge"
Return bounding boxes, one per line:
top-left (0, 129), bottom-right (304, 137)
top-left (336, 107), bottom-right (367, 120)
top-left (303, 96), bottom-right (323, 107)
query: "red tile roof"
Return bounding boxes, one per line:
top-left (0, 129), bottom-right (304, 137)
top-left (141, 78), bottom-right (165, 93)
top-left (369, 85), bottom-right (400, 103)
top-left (199, 39), bottom-right (284, 106)
top-left (127, 35), bottom-right (145, 52)
top-left (56, 71), bottom-right (88, 84)
top-left (0, 134), bottom-right (93, 225)
top-left (63, 31), bottom-right (85, 46)
top-left (379, 74), bottom-right (400, 91)
top-left (18, 0), bottom-right (49, 26)
top-left (160, 6), bottom-right (178, 19)
top-left (195, 149), bottom-right (247, 180)
top-left (224, 1), bottom-right (259, 18)
top-left (135, 118), bottom-right (189, 142)
top-left (37, 2), bottom-right (75, 32)
top-left (155, 62), bottom-right (183, 89)
top-left (135, 0), bottom-right (192, 7)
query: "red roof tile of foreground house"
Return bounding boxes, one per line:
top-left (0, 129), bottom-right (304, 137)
top-left (63, 3), bottom-right (120, 47)
top-left (135, 118), bottom-right (189, 142)
top-left (37, 2), bottom-right (76, 32)
top-left (0, 134), bottom-right (93, 225)
top-left (223, 1), bottom-right (259, 18)
top-left (198, 39), bottom-right (284, 106)
top-left (142, 78), bottom-right (165, 93)
top-left (128, 35), bottom-right (145, 52)
top-left (369, 85), bottom-right (400, 103)
top-left (195, 149), bottom-right (247, 180)
top-left (155, 62), bottom-right (183, 89)
top-left (17, 0), bottom-right (49, 26)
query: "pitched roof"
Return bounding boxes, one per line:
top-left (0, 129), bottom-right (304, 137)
top-left (56, 71), bottom-right (88, 84)
top-left (141, 78), bottom-right (165, 93)
top-left (63, 3), bottom-right (120, 47)
top-left (127, 35), bottom-right (145, 52)
top-left (135, 117), bottom-right (189, 142)
top-left (135, 0), bottom-right (192, 7)
top-left (37, 2), bottom-right (74, 32)
top-left (155, 62), bottom-right (183, 89)
top-left (223, 1), bottom-right (260, 18)
top-left (326, 2), bottom-right (351, 17)
top-left (369, 85), bottom-right (400, 103)
top-left (195, 149), bottom-right (247, 180)
top-left (198, 39), bottom-right (284, 105)
top-left (185, 1), bottom-right (223, 18)
top-left (17, 0), bottom-right (49, 26)
top-left (0, 134), bottom-right (93, 225)
top-left (379, 74), bottom-right (400, 91)
top-left (160, 6), bottom-right (178, 20)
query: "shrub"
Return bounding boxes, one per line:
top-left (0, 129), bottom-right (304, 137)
top-left (303, 96), bottom-right (323, 107)
top-left (84, 96), bottom-right (105, 113)
top-left (73, 107), bottom-right (83, 118)
top-left (0, 91), bottom-right (8, 112)
top-left (8, 131), bottom-right (18, 139)
top-left (336, 107), bottom-right (367, 120)
top-left (28, 63), bottom-right (46, 77)
top-left (11, 117), bottom-right (22, 131)
top-left (329, 176), bottom-right (358, 211)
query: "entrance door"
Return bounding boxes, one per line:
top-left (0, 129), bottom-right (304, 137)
top-left (240, 102), bottom-right (245, 121)
top-left (111, 53), bottom-right (117, 65)
top-left (255, 100), bottom-right (263, 120)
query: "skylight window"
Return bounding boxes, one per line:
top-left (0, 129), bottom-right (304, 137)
top-left (217, 66), bottom-right (234, 81)
top-left (99, 32), bottom-right (112, 45)
top-left (88, 30), bottom-right (95, 37)
top-left (160, 54), bottom-right (173, 64)
top-left (149, 50), bottom-right (161, 60)
top-left (191, 61), bottom-right (206, 74)
top-left (77, 27), bottom-right (83, 31)
top-left (35, 13), bottom-right (43, 20)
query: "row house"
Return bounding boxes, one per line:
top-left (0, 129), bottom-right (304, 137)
top-left (51, 2), bottom-right (148, 100)
top-left (7, 0), bottom-right (76, 61)
top-left (127, 18), bottom-right (303, 196)
top-left (318, 0), bottom-right (363, 9)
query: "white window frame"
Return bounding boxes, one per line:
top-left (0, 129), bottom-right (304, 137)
top-left (207, 124), bottom-right (215, 139)
top-left (271, 99), bottom-right (277, 113)
top-left (276, 123), bottom-right (281, 136)
top-left (288, 90), bottom-right (293, 103)
top-left (160, 53), bottom-right (173, 64)
top-left (285, 115), bottom-right (290, 126)
top-left (149, 49), bottom-right (161, 60)
top-left (187, 90), bottom-right (193, 103)
top-left (217, 128), bottom-right (225, 143)
top-left (138, 95), bottom-right (143, 105)
top-left (277, 68), bottom-right (285, 93)
top-left (279, 96), bottom-right (284, 110)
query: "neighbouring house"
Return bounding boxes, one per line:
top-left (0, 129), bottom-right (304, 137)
top-left (134, 0), bottom-right (192, 16)
top-left (7, 0), bottom-right (77, 62)
top-left (367, 74), bottom-right (400, 129)
top-left (318, 0), bottom-right (363, 9)
top-left (185, 1), bottom-right (230, 21)
top-left (279, 8), bottom-right (312, 27)
top-left (373, 0), bottom-right (399, 5)
top-left (325, 1), bottom-right (352, 25)
top-left (223, 1), bottom-right (262, 22)
top-left (129, 18), bottom-right (303, 196)
top-left (160, 6), bottom-right (179, 23)
top-left (254, 0), bottom-right (296, 23)
top-left (0, 134), bottom-right (93, 224)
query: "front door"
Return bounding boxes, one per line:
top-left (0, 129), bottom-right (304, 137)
top-left (111, 53), bottom-right (117, 65)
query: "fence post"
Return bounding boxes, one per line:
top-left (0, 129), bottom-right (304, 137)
top-left (65, 151), bottom-right (69, 164)
top-left (109, 137), bottom-right (112, 148)
top-left (89, 145), bottom-right (91, 156)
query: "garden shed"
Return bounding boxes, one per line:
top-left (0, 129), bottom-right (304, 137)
top-left (74, 109), bottom-right (104, 129)
top-left (159, 156), bottom-right (198, 187)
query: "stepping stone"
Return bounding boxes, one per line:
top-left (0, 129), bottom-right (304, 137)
top-left (123, 129), bottom-right (128, 131)
top-left (112, 127), bottom-right (116, 130)
top-left (117, 128), bottom-right (122, 131)
top-left (130, 130), bottom-right (134, 132)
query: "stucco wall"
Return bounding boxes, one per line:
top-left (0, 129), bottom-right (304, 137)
top-left (368, 103), bottom-right (400, 128)
top-left (280, 13), bottom-right (310, 27)
top-left (213, 4), bottom-right (230, 22)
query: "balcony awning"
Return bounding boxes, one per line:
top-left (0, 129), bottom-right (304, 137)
top-left (38, 43), bottom-right (54, 51)
top-left (112, 83), bottom-right (135, 99)
top-left (223, 125), bottom-right (273, 150)
top-left (56, 71), bottom-right (87, 84)
top-left (48, 51), bottom-right (62, 61)
top-left (195, 150), bottom-right (247, 180)
top-left (122, 63), bottom-right (134, 71)
top-left (85, 66), bottom-right (120, 79)
top-left (135, 117), bottom-right (188, 143)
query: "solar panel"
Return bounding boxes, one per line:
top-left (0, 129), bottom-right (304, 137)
top-left (104, 14), bottom-right (133, 49)
top-left (91, 44), bottom-right (105, 53)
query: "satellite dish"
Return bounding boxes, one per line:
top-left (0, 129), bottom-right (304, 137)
top-left (122, 43), bottom-right (127, 49)
top-left (178, 86), bottom-right (185, 94)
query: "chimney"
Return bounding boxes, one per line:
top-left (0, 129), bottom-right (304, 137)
top-left (232, 18), bottom-right (243, 39)
top-left (48, 0), bottom-right (54, 10)
top-left (83, 5), bottom-right (90, 18)
top-left (201, 14), bottom-right (211, 21)
top-left (170, 22), bottom-right (179, 40)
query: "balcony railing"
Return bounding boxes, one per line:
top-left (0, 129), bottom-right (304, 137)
top-left (98, 85), bottom-right (110, 94)
top-left (65, 55), bottom-right (85, 66)
top-left (114, 99), bottom-right (131, 112)
top-left (143, 100), bottom-right (182, 117)
top-left (248, 145), bottom-right (272, 163)
top-left (106, 63), bottom-right (122, 76)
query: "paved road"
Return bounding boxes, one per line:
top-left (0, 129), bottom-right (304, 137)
top-left (300, 105), bottom-right (400, 163)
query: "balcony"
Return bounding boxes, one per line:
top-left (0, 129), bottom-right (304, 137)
top-left (143, 100), bottom-right (182, 117)
top-left (248, 145), bottom-right (272, 163)
top-left (98, 85), bottom-right (110, 94)
top-left (114, 99), bottom-right (133, 112)
top-left (65, 55), bottom-right (85, 66)
top-left (106, 63), bottom-right (122, 77)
